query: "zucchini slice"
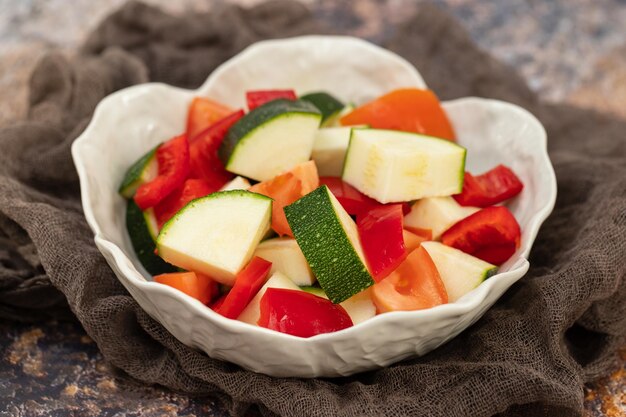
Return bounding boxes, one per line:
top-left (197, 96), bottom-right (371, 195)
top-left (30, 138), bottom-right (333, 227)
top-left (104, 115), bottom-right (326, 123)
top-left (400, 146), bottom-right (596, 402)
top-left (404, 197), bottom-right (479, 240)
top-left (219, 99), bottom-right (321, 181)
top-left (326, 103), bottom-right (356, 127)
top-left (119, 145), bottom-right (159, 198)
top-left (219, 176), bottom-right (251, 191)
top-left (156, 190), bottom-right (272, 285)
top-left (300, 92), bottom-right (344, 125)
top-left (126, 200), bottom-right (176, 275)
top-left (238, 272), bottom-right (301, 324)
top-left (254, 237), bottom-right (316, 286)
top-left (422, 241), bottom-right (497, 302)
top-left (342, 128), bottom-right (466, 203)
top-left (299, 286), bottom-right (376, 325)
top-left (285, 185), bottom-right (374, 303)
top-left (339, 290), bottom-right (376, 325)
top-left (311, 127), bottom-right (353, 177)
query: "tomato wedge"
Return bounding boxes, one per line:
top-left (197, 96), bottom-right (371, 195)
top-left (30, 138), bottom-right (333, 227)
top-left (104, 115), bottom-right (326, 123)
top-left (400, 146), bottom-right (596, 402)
top-left (357, 204), bottom-right (406, 281)
top-left (319, 176), bottom-right (380, 216)
top-left (403, 229), bottom-right (429, 252)
top-left (214, 257), bottom-right (272, 319)
top-left (371, 246), bottom-right (448, 313)
top-left (258, 288), bottom-right (353, 337)
top-left (189, 110), bottom-right (244, 190)
top-left (249, 161), bottom-right (319, 237)
top-left (134, 134), bottom-right (190, 210)
top-left (153, 178), bottom-right (215, 228)
top-left (246, 90), bottom-right (297, 111)
top-left (154, 271), bottom-right (217, 305)
top-left (454, 165), bottom-right (523, 207)
top-left (340, 88), bottom-right (455, 141)
top-left (186, 97), bottom-right (233, 140)
top-left (441, 206), bottom-right (521, 265)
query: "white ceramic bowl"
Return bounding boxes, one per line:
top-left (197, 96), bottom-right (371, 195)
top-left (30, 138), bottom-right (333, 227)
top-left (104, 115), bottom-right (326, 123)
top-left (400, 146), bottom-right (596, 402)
top-left (72, 36), bottom-right (557, 378)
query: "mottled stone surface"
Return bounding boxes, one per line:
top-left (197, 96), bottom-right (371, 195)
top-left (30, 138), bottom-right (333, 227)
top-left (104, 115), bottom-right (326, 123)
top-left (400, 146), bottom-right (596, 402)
top-left (0, 320), bottom-right (230, 417)
top-left (0, 0), bottom-right (625, 416)
top-left (1, 0), bottom-right (626, 125)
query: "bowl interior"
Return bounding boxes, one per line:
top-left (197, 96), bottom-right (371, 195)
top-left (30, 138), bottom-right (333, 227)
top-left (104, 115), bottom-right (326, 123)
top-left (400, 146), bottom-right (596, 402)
top-left (72, 36), bottom-right (556, 377)
top-left (198, 36), bottom-right (427, 107)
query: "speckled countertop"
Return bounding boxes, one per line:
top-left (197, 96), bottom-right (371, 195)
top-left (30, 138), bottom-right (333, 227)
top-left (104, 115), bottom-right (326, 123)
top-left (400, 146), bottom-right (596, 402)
top-left (0, 1), bottom-right (625, 416)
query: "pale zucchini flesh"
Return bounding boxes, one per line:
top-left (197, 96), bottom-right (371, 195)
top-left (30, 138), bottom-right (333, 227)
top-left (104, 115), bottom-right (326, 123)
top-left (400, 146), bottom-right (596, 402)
top-left (237, 272), bottom-right (301, 324)
top-left (422, 241), bottom-right (497, 302)
top-left (220, 176), bottom-right (251, 191)
top-left (119, 145), bottom-right (159, 198)
top-left (143, 208), bottom-right (160, 240)
top-left (342, 128), bottom-right (466, 203)
top-left (156, 190), bottom-right (272, 285)
top-left (299, 286), bottom-right (376, 325)
top-left (254, 237), bottom-right (316, 286)
top-left (339, 289), bottom-right (376, 325)
top-left (219, 99), bottom-right (322, 181)
top-left (404, 196), bottom-right (479, 240)
top-left (311, 127), bottom-right (353, 177)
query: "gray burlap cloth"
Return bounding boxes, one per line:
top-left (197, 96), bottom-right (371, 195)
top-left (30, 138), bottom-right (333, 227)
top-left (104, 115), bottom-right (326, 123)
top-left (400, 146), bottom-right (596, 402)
top-left (1, 1), bottom-right (624, 416)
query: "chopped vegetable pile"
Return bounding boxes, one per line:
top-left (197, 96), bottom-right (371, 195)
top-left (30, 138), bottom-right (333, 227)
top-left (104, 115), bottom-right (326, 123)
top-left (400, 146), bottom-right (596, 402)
top-left (120, 88), bottom-right (524, 337)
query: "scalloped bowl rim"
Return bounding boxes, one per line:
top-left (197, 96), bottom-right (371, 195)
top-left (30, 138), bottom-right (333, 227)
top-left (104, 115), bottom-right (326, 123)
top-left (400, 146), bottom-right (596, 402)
top-left (71, 35), bottom-right (556, 374)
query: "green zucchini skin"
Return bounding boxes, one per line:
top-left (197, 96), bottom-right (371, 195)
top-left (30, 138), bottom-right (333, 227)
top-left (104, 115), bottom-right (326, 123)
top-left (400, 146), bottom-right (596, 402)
top-left (285, 186), bottom-right (374, 304)
top-left (421, 241), bottom-right (497, 302)
top-left (126, 200), bottom-right (176, 275)
top-left (218, 99), bottom-right (321, 166)
top-left (118, 145), bottom-right (158, 198)
top-left (300, 92), bottom-right (344, 123)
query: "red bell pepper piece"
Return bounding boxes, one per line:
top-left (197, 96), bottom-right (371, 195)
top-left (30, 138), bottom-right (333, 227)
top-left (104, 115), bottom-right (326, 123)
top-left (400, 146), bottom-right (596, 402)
top-left (153, 178), bottom-right (215, 229)
top-left (473, 244), bottom-right (518, 265)
top-left (371, 245), bottom-right (448, 313)
top-left (189, 110), bottom-right (244, 190)
top-left (441, 206), bottom-right (521, 265)
top-left (258, 288), bottom-right (353, 337)
top-left (340, 88), bottom-right (456, 141)
top-left (320, 177), bottom-right (411, 217)
top-left (454, 164), bottom-right (523, 208)
top-left (319, 177), bottom-right (381, 216)
top-left (134, 134), bottom-right (190, 210)
top-left (186, 97), bottom-right (234, 140)
top-left (210, 293), bottom-right (228, 311)
top-left (357, 204), bottom-right (407, 281)
top-left (214, 257), bottom-right (272, 319)
top-left (246, 90), bottom-right (297, 111)
top-left (154, 271), bottom-right (218, 305)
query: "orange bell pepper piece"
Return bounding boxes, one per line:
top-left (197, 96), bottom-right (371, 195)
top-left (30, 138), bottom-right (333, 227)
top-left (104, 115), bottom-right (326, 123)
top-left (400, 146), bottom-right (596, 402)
top-left (340, 88), bottom-right (455, 141)
top-left (249, 161), bottom-right (319, 237)
top-left (154, 271), bottom-right (218, 305)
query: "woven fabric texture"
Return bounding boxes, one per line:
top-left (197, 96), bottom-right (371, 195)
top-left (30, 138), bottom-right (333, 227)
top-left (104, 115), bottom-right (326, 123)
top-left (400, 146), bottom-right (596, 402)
top-left (0, 2), bottom-right (624, 416)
